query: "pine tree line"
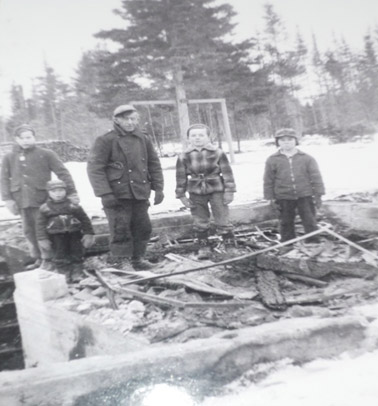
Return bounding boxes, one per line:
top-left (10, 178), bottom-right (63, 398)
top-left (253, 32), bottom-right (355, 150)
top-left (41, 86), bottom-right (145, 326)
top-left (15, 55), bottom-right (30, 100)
top-left (1, 1), bottom-right (377, 148)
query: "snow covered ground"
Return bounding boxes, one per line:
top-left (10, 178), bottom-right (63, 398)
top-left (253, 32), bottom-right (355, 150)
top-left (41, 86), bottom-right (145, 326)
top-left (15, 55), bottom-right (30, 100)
top-left (66, 137), bottom-right (378, 219)
top-left (1, 137), bottom-right (377, 221)
top-left (201, 350), bottom-right (378, 406)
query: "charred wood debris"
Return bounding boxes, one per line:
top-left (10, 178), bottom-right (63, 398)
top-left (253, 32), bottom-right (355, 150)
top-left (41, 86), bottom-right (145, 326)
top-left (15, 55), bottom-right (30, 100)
top-left (67, 215), bottom-right (378, 345)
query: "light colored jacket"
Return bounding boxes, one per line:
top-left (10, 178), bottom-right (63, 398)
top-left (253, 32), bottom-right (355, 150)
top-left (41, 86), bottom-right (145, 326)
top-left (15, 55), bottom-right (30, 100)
top-left (263, 150), bottom-right (325, 200)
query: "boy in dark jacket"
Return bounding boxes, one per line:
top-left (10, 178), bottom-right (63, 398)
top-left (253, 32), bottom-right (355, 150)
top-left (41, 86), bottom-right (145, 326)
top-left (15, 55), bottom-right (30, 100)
top-left (36, 180), bottom-right (95, 282)
top-left (1, 124), bottom-right (79, 270)
top-left (176, 124), bottom-right (236, 259)
top-left (263, 128), bottom-right (325, 242)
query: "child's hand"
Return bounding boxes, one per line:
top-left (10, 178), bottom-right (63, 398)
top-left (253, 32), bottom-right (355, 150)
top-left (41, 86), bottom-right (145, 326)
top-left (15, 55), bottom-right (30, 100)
top-left (82, 234), bottom-right (95, 248)
top-left (314, 195), bottom-right (322, 209)
top-left (180, 196), bottom-right (195, 208)
top-left (39, 239), bottom-right (52, 251)
top-left (68, 193), bottom-right (80, 205)
top-left (223, 192), bottom-right (234, 205)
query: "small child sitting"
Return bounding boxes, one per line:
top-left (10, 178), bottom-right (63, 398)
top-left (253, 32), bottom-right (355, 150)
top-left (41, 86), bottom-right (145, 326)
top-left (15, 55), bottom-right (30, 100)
top-left (263, 128), bottom-right (325, 243)
top-left (175, 124), bottom-right (236, 259)
top-left (36, 179), bottom-right (95, 281)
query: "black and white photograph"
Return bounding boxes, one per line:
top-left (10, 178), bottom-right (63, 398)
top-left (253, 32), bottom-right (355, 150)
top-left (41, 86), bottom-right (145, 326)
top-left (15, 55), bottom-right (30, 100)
top-left (1, 0), bottom-right (378, 405)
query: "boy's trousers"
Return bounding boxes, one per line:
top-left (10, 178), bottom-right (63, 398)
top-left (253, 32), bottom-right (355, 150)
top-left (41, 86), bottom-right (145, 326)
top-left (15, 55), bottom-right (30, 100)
top-left (104, 199), bottom-right (152, 259)
top-left (189, 192), bottom-right (233, 235)
top-left (277, 196), bottom-right (317, 242)
top-left (50, 231), bottom-right (84, 264)
top-left (21, 207), bottom-right (41, 260)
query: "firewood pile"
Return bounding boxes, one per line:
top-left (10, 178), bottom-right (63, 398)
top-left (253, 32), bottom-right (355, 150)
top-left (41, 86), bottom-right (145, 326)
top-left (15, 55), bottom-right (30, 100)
top-left (65, 222), bottom-right (378, 345)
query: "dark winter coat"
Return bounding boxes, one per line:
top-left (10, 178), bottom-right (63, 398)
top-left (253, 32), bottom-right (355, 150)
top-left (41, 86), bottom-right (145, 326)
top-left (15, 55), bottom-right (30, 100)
top-left (175, 144), bottom-right (236, 197)
top-left (36, 198), bottom-right (94, 240)
top-left (87, 126), bottom-right (164, 200)
top-left (1, 145), bottom-right (77, 209)
top-left (263, 149), bottom-right (325, 200)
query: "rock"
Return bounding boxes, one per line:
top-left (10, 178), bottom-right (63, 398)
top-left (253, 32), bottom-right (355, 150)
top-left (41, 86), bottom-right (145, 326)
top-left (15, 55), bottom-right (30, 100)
top-left (92, 287), bottom-right (107, 297)
top-left (74, 287), bottom-right (95, 301)
top-left (128, 300), bottom-right (145, 314)
top-left (79, 277), bottom-right (101, 289)
top-left (76, 303), bottom-right (93, 314)
top-left (287, 305), bottom-right (333, 318)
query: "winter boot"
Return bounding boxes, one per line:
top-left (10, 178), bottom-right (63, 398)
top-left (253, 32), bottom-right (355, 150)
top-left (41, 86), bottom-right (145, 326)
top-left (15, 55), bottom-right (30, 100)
top-left (39, 259), bottom-right (56, 272)
top-left (131, 258), bottom-right (155, 271)
top-left (109, 256), bottom-right (134, 272)
top-left (69, 262), bottom-right (84, 283)
top-left (25, 258), bottom-right (42, 270)
top-left (196, 231), bottom-right (211, 260)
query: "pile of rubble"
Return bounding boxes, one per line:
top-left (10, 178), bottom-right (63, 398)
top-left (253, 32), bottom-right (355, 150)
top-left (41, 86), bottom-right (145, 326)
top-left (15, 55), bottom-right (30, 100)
top-left (63, 221), bottom-right (378, 345)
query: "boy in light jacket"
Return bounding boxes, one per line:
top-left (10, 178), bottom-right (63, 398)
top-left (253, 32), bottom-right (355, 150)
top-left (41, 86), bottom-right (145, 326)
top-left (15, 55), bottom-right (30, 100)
top-left (264, 128), bottom-right (325, 242)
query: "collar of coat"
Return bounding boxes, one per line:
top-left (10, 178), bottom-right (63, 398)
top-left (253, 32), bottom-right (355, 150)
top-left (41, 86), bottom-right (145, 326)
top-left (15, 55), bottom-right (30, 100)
top-left (12, 144), bottom-right (37, 154)
top-left (113, 122), bottom-right (145, 139)
top-left (185, 143), bottom-right (218, 153)
top-left (272, 148), bottom-right (305, 157)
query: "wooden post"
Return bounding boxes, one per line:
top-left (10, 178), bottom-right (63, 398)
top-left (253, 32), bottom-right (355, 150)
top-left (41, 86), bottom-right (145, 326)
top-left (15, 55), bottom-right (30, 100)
top-left (220, 99), bottom-right (235, 163)
top-left (173, 67), bottom-right (190, 147)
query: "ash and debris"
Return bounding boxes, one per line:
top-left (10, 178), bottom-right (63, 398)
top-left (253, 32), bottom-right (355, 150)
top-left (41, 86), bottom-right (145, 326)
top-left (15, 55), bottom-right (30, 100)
top-left (2, 193), bottom-right (378, 346)
top-left (62, 217), bottom-right (378, 346)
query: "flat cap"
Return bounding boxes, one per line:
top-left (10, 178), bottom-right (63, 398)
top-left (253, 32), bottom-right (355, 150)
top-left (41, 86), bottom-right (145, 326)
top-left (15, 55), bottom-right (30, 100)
top-left (14, 124), bottom-right (35, 137)
top-left (113, 104), bottom-right (137, 117)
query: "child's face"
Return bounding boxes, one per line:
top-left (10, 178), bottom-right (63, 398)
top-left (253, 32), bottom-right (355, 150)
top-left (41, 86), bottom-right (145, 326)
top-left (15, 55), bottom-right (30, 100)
top-left (278, 136), bottom-right (296, 151)
top-left (188, 128), bottom-right (210, 148)
top-left (15, 131), bottom-right (36, 149)
top-left (48, 188), bottom-right (66, 202)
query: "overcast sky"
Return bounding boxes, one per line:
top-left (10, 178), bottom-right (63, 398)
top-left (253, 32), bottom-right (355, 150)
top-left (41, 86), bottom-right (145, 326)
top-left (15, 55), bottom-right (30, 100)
top-left (0, 0), bottom-right (377, 116)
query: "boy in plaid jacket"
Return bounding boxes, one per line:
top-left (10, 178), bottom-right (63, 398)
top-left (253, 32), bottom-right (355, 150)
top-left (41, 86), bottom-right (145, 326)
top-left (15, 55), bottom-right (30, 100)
top-left (175, 124), bottom-right (236, 259)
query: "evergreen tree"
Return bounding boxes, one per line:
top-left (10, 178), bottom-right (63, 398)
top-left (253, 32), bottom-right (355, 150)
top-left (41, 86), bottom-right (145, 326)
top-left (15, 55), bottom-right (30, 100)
top-left (87, 0), bottom-right (262, 140)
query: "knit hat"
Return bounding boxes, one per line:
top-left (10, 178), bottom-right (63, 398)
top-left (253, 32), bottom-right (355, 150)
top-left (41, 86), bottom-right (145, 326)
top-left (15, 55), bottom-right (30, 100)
top-left (14, 124), bottom-right (35, 137)
top-left (186, 123), bottom-right (211, 138)
top-left (113, 104), bottom-right (137, 118)
top-left (46, 179), bottom-right (67, 191)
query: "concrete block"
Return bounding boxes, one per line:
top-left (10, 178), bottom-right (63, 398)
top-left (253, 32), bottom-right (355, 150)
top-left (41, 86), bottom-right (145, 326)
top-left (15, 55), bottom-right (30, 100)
top-left (14, 270), bottom-right (68, 302)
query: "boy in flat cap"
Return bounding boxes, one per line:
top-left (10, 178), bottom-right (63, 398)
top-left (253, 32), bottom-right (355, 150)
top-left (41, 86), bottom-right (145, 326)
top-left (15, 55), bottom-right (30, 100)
top-left (263, 128), bottom-right (325, 242)
top-left (87, 104), bottom-right (164, 270)
top-left (1, 124), bottom-right (79, 270)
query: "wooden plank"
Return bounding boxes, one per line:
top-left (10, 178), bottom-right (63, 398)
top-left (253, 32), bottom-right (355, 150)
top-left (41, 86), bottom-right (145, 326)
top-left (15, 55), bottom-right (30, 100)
top-left (255, 270), bottom-right (286, 310)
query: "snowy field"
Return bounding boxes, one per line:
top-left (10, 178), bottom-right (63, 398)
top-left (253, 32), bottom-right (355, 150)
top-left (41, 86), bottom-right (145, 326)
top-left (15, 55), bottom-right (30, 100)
top-left (1, 137), bottom-right (377, 220)
top-left (70, 137), bottom-right (378, 218)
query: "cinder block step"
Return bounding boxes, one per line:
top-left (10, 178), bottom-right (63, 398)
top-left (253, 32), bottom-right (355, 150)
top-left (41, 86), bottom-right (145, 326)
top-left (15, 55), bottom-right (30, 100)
top-left (0, 345), bottom-right (24, 371)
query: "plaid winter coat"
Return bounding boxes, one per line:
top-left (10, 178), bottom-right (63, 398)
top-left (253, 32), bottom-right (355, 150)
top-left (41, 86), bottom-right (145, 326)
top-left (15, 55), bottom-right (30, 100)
top-left (175, 144), bottom-right (236, 197)
top-left (263, 150), bottom-right (325, 200)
